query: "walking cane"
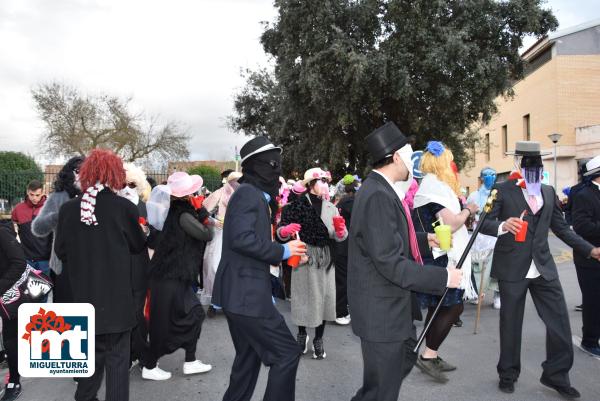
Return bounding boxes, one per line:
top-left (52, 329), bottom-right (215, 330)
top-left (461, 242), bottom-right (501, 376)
top-left (473, 261), bottom-right (487, 335)
top-left (413, 189), bottom-right (497, 353)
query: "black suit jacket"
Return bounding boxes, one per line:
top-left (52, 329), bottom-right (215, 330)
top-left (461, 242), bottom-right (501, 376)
top-left (348, 172), bottom-right (447, 343)
top-left (571, 183), bottom-right (600, 269)
top-left (479, 180), bottom-right (593, 282)
top-left (55, 189), bottom-right (146, 335)
top-left (212, 184), bottom-right (285, 318)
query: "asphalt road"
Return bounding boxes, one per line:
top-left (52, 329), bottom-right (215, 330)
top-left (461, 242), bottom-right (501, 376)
top-left (13, 234), bottom-right (600, 401)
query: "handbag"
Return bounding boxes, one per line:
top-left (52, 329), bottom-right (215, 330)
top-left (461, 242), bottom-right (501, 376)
top-left (0, 265), bottom-right (53, 319)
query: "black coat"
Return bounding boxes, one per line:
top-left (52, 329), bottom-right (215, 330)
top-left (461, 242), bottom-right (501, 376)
top-left (131, 201), bottom-right (150, 294)
top-left (479, 180), bottom-right (594, 281)
top-left (55, 189), bottom-right (146, 335)
top-left (0, 225), bottom-right (27, 295)
top-left (571, 183), bottom-right (600, 269)
top-left (212, 184), bottom-right (285, 318)
top-left (348, 172), bottom-right (447, 343)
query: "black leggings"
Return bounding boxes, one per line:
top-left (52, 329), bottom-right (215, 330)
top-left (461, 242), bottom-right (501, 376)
top-left (424, 304), bottom-right (464, 352)
top-left (2, 318), bottom-right (19, 385)
top-left (298, 321), bottom-right (326, 340)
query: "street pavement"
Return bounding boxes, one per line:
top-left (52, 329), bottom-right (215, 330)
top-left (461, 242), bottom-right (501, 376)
top-left (13, 234), bottom-right (600, 401)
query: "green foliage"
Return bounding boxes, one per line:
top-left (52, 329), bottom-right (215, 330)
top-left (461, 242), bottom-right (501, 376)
top-left (0, 152), bottom-right (43, 206)
top-left (187, 165), bottom-right (222, 192)
top-left (229, 0), bottom-right (558, 176)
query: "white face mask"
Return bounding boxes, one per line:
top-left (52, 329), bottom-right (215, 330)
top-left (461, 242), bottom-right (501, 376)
top-left (393, 144), bottom-right (414, 196)
top-left (118, 186), bottom-right (140, 205)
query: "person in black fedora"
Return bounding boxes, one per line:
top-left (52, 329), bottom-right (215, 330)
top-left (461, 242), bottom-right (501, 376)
top-left (212, 136), bottom-right (308, 401)
top-left (348, 122), bottom-right (462, 401)
top-left (478, 141), bottom-right (600, 399)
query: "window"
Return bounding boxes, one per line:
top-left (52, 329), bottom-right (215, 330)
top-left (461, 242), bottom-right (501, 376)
top-left (523, 114), bottom-right (530, 140)
top-left (502, 125), bottom-right (508, 156)
top-left (485, 133), bottom-right (490, 162)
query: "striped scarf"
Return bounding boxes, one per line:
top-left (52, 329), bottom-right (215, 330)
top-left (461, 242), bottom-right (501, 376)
top-left (81, 183), bottom-right (105, 226)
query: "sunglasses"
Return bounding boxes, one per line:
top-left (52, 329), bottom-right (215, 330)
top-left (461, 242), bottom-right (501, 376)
top-left (73, 168), bottom-right (80, 174)
top-left (126, 182), bottom-right (137, 189)
top-left (258, 159), bottom-right (280, 169)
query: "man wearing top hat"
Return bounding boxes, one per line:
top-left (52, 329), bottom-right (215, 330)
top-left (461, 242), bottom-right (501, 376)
top-left (212, 136), bottom-right (307, 401)
top-left (348, 122), bottom-right (463, 401)
top-left (570, 155), bottom-right (600, 357)
top-left (477, 141), bottom-right (600, 399)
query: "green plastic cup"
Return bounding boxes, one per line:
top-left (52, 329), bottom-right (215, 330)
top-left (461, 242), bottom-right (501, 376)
top-left (434, 224), bottom-right (452, 251)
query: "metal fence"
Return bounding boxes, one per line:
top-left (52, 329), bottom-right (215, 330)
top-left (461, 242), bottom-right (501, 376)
top-left (0, 171), bottom-right (223, 214)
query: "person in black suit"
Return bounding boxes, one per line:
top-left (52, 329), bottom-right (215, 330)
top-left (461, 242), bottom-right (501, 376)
top-left (478, 141), bottom-right (600, 399)
top-left (212, 137), bottom-right (307, 401)
top-left (571, 155), bottom-right (600, 357)
top-left (55, 149), bottom-right (147, 401)
top-left (348, 122), bottom-right (462, 401)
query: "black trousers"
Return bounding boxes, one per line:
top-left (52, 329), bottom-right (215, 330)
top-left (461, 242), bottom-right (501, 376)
top-left (222, 310), bottom-right (301, 401)
top-left (351, 337), bottom-right (417, 401)
top-left (335, 253), bottom-right (349, 318)
top-left (130, 290), bottom-right (150, 367)
top-left (575, 265), bottom-right (600, 347)
top-left (2, 318), bottom-right (19, 385)
top-left (75, 330), bottom-right (131, 401)
top-left (498, 277), bottom-right (573, 387)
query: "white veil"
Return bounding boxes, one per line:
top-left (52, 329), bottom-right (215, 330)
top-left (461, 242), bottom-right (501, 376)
top-left (146, 185), bottom-right (172, 231)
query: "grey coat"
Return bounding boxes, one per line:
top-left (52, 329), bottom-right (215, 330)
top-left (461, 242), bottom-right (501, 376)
top-left (31, 191), bottom-right (70, 274)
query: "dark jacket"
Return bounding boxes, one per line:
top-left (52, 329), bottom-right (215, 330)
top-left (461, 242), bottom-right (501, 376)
top-left (11, 196), bottom-right (52, 261)
top-left (478, 180), bottom-right (594, 282)
top-left (571, 183), bottom-right (600, 269)
top-left (131, 202), bottom-right (150, 294)
top-left (55, 189), bottom-right (146, 335)
top-left (0, 225), bottom-right (27, 295)
top-left (212, 184), bottom-right (285, 318)
top-left (148, 200), bottom-right (212, 283)
top-left (348, 172), bottom-right (448, 343)
top-left (334, 194), bottom-right (354, 259)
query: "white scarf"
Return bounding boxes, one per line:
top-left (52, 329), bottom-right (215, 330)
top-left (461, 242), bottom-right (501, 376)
top-left (413, 174), bottom-right (477, 300)
top-left (81, 183), bottom-right (105, 226)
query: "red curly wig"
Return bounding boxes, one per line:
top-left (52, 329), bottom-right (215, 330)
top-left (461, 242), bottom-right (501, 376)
top-left (79, 148), bottom-right (126, 190)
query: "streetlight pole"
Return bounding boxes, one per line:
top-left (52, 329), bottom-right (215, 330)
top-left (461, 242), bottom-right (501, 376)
top-left (548, 133), bottom-right (562, 190)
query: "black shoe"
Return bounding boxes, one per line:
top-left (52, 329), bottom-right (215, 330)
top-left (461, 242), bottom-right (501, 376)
top-left (207, 305), bottom-right (217, 318)
top-left (499, 378), bottom-right (515, 394)
top-left (1, 383), bottom-right (22, 401)
top-left (580, 344), bottom-right (600, 357)
top-left (312, 338), bottom-right (326, 360)
top-left (296, 333), bottom-right (309, 354)
top-left (575, 304), bottom-right (583, 312)
top-left (540, 377), bottom-right (580, 399)
top-left (453, 318), bottom-right (463, 328)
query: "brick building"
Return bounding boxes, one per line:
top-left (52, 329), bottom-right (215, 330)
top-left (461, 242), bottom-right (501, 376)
top-left (461, 19), bottom-right (600, 196)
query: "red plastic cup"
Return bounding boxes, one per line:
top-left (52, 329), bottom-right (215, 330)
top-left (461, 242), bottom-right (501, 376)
top-left (288, 255), bottom-right (302, 269)
top-left (138, 217), bottom-right (147, 226)
top-left (515, 220), bottom-right (528, 242)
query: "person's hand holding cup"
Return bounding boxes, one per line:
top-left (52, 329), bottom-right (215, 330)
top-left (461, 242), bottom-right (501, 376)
top-left (287, 239), bottom-right (307, 269)
top-left (332, 215), bottom-right (346, 239)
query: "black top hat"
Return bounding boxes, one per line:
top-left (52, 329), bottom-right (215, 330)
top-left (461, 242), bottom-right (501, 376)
top-left (366, 122), bottom-right (408, 164)
top-left (240, 136), bottom-right (282, 165)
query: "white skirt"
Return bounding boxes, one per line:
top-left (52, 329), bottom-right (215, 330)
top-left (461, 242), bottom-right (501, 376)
top-left (200, 227), bottom-right (223, 305)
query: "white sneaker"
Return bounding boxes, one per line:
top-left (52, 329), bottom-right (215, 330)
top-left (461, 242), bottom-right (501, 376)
top-left (335, 315), bottom-right (351, 325)
top-left (142, 366), bottom-right (172, 381)
top-left (183, 360), bottom-right (212, 375)
top-left (493, 292), bottom-right (501, 310)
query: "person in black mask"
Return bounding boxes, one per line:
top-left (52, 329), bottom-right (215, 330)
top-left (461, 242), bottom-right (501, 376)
top-left (212, 136), bottom-right (307, 401)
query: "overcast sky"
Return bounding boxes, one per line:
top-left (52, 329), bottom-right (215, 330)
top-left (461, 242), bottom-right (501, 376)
top-left (0, 0), bottom-right (598, 166)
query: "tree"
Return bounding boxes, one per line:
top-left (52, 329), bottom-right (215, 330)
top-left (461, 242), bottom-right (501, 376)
top-left (187, 165), bottom-right (222, 192)
top-left (32, 83), bottom-right (191, 163)
top-left (229, 0), bottom-right (557, 176)
top-left (0, 152), bottom-right (43, 207)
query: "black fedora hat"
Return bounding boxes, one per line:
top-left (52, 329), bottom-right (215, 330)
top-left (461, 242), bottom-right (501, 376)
top-left (366, 122), bottom-right (408, 164)
top-left (240, 136), bottom-right (282, 165)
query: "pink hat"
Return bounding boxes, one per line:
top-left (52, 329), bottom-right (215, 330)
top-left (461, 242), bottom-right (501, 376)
top-left (167, 171), bottom-right (203, 198)
top-left (292, 181), bottom-right (306, 195)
